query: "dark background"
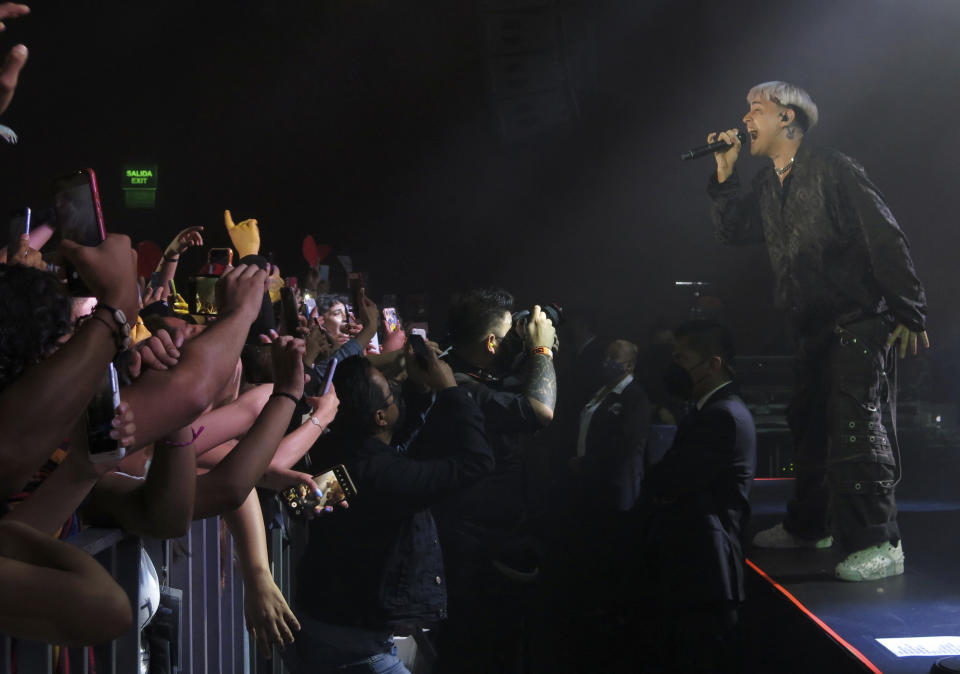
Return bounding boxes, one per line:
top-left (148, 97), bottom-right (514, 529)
top-left (1, 0), bottom-right (958, 353)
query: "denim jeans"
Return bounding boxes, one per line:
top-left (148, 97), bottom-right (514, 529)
top-left (284, 617), bottom-right (410, 674)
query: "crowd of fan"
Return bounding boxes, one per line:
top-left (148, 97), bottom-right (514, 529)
top-left (0, 5), bottom-right (757, 673)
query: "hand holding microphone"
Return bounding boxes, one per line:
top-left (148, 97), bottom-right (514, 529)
top-left (681, 128), bottom-right (744, 183)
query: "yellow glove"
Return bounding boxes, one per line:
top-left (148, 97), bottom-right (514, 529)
top-left (267, 270), bottom-right (285, 304)
top-left (130, 315), bottom-right (152, 345)
top-left (224, 209), bottom-right (260, 259)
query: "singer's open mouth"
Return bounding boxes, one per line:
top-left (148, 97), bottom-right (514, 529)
top-left (748, 130), bottom-right (758, 141)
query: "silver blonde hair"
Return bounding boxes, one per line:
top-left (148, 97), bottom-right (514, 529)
top-left (747, 81), bottom-right (819, 131)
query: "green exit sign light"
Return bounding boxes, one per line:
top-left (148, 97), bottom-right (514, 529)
top-left (122, 164), bottom-right (158, 209)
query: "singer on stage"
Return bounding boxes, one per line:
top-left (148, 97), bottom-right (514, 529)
top-left (705, 81), bottom-right (929, 581)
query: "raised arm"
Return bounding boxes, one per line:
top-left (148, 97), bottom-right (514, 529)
top-left (0, 235), bottom-right (139, 498)
top-left (192, 337), bottom-right (308, 518)
top-left (120, 263), bottom-right (267, 450)
top-left (522, 305), bottom-right (558, 426)
top-left (706, 129), bottom-right (765, 246)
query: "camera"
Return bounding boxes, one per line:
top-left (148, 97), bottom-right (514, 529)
top-left (511, 302), bottom-right (565, 329)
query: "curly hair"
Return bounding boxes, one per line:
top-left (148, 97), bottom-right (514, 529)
top-left (447, 287), bottom-right (514, 346)
top-left (0, 264), bottom-right (74, 392)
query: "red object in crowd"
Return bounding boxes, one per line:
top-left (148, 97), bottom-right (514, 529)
top-left (137, 241), bottom-right (163, 279)
top-left (302, 235), bottom-right (332, 268)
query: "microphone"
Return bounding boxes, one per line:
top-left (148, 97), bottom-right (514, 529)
top-left (680, 130), bottom-right (746, 161)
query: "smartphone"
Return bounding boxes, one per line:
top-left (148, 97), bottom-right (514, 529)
top-left (241, 344), bottom-right (274, 384)
top-left (408, 322), bottom-right (428, 339)
top-left (280, 286), bottom-right (300, 335)
top-left (85, 363), bottom-right (125, 463)
top-left (281, 464), bottom-right (358, 517)
top-left (8, 207), bottom-right (31, 247)
top-left (303, 293), bottom-right (317, 319)
top-left (407, 333), bottom-right (433, 370)
top-left (347, 272), bottom-right (365, 309)
top-left (53, 169), bottom-right (106, 295)
top-left (321, 357), bottom-right (337, 395)
top-left (147, 271), bottom-right (163, 289)
top-left (207, 247), bottom-right (233, 269)
top-left (383, 307), bottom-right (399, 333)
top-left (187, 274), bottom-right (220, 315)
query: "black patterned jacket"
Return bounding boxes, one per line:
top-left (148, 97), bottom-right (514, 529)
top-left (707, 141), bottom-right (927, 334)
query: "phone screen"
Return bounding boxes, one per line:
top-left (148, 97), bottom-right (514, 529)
top-left (54, 170), bottom-right (105, 248)
top-left (85, 363), bottom-right (124, 460)
top-left (303, 295), bottom-right (317, 319)
top-left (383, 307), bottom-right (399, 333)
top-left (281, 464), bottom-right (358, 516)
top-left (8, 208), bottom-right (31, 247)
top-left (188, 275), bottom-right (219, 315)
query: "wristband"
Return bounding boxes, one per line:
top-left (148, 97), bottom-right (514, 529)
top-left (271, 391), bottom-right (300, 406)
top-left (531, 346), bottom-right (553, 359)
top-left (163, 253), bottom-right (180, 262)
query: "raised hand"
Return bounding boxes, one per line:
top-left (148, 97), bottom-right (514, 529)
top-left (0, 3), bottom-right (29, 116)
top-left (707, 128), bottom-right (742, 183)
top-left (165, 225), bottom-right (204, 258)
top-left (524, 305), bottom-right (556, 351)
top-left (224, 209), bottom-right (261, 259)
top-left (215, 263), bottom-right (269, 322)
top-left (8, 233), bottom-right (44, 270)
top-left (270, 336), bottom-right (307, 400)
top-left (59, 233), bottom-right (139, 321)
top-left (405, 342), bottom-right (456, 391)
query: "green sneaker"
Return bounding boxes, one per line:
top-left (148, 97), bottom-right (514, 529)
top-left (835, 541), bottom-right (904, 582)
top-left (752, 523), bottom-right (833, 549)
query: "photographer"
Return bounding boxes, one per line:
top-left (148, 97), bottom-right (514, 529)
top-left (429, 288), bottom-right (557, 673)
top-left (286, 349), bottom-right (493, 674)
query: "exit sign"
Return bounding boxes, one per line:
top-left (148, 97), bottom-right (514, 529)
top-left (122, 164), bottom-right (158, 208)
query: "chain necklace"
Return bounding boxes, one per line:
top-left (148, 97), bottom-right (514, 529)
top-left (774, 157), bottom-right (795, 177)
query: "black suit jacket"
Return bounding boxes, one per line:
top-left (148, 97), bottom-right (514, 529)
top-left (580, 378), bottom-right (651, 512)
top-left (641, 384), bottom-right (757, 605)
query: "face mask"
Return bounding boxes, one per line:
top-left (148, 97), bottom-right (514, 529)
top-left (662, 360), bottom-right (706, 400)
top-left (601, 359), bottom-right (627, 385)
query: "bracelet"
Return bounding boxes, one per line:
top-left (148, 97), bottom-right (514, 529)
top-left (271, 391), bottom-right (300, 406)
top-left (158, 426), bottom-right (205, 447)
top-left (87, 313), bottom-right (118, 339)
top-left (531, 346), bottom-right (553, 359)
top-left (163, 253), bottom-right (180, 262)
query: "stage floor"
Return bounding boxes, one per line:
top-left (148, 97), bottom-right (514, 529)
top-left (747, 468), bottom-right (960, 674)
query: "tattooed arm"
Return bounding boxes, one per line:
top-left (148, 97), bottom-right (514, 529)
top-left (523, 351), bottom-right (557, 426)
top-left (522, 305), bottom-right (558, 426)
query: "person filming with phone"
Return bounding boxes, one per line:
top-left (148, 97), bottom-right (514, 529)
top-left (285, 347), bottom-right (493, 674)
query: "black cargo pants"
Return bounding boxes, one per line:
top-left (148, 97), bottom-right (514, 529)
top-left (782, 315), bottom-right (900, 553)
